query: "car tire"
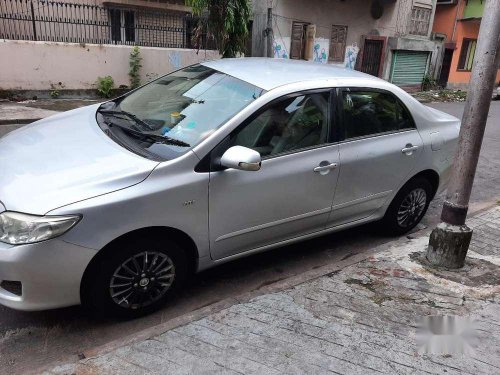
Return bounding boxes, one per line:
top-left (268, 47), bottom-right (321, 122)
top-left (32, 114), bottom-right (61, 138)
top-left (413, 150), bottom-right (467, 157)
top-left (382, 177), bottom-right (433, 236)
top-left (81, 236), bottom-right (188, 319)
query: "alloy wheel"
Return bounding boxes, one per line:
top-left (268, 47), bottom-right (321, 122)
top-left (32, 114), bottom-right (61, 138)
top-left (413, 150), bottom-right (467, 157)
top-left (109, 251), bottom-right (175, 310)
top-left (396, 188), bottom-right (427, 228)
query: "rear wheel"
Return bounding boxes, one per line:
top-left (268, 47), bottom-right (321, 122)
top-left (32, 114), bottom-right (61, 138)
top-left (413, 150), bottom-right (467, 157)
top-left (82, 237), bottom-right (188, 318)
top-left (382, 177), bottom-right (433, 235)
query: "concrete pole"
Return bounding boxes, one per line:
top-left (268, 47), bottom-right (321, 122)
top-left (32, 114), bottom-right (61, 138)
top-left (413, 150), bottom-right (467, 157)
top-left (266, 7), bottom-right (273, 58)
top-left (427, 0), bottom-right (500, 268)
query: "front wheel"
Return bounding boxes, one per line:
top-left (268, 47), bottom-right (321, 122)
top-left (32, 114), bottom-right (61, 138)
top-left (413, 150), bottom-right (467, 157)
top-left (82, 237), bottom-right (188, 318)
top-left (382, 177), bottom-right (433, 235)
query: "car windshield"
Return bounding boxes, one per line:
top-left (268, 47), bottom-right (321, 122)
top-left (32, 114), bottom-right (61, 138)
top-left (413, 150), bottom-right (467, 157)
top-left (97, 64), bottom-right (265, 160)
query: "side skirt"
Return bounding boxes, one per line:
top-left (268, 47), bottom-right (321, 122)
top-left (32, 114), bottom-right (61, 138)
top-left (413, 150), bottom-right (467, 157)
top-left (196, 211), bottom-right (384, 272)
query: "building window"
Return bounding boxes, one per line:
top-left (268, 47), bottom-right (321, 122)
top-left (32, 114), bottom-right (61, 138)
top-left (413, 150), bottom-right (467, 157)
top-left (109, 9), bottom-right (136, 43)
top-left (328, 25), bottom-right (347, 63)
top-left (408, 6), bottom-right (432, 36)
top-left (457, 39), bottom-right (477, 71)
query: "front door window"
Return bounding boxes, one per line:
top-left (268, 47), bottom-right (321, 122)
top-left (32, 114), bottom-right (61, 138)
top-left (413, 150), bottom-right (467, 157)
top-left (229, 92), bottom-right (330, 158)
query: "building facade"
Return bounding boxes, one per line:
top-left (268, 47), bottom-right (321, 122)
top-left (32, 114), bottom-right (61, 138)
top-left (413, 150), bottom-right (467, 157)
top-left (0, 0), bottom-right (219, 92)
top-left (433, 0), bottom-right (500, 90)
top-left (251, 0), bottom-right (442, 91)
top-left (0, 0), bottom-right (202, 49)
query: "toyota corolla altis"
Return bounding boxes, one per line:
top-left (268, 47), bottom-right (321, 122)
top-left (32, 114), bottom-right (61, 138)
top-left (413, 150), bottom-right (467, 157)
top-left (0, 58), bottom-right (460, 317)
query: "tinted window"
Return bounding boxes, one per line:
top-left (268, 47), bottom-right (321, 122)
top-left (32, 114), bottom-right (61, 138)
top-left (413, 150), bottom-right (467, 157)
top-left (230, 92), bottom-right (330, 158)
top-left (342, 90), bottom-right (414, 139)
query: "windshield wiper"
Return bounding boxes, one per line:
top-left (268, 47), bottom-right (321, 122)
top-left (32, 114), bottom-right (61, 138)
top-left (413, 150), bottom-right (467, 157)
top-left (98, 109), bottom-right (156, 131)
top-left (106, 122), bottom-right (190, 147)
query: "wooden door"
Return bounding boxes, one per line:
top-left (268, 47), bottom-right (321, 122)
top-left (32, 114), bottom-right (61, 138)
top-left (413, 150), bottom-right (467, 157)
top-left (328, 25), bottom-right (347, 63)
top-left (360, 39), bottom-right (384, 77)
top-left (290, 22), bottom-right (306, 60)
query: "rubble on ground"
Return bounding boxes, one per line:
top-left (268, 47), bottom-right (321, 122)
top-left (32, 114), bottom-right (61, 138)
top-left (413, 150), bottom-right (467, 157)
top-left (412, 89), bottom-right (468, 103)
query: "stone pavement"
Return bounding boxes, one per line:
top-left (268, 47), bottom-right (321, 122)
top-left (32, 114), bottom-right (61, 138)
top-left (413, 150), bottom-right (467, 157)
top-left (0, 102), bottom-right (59, 125)
top-left (0, 99), bottom-right (98, 137)
top-left (46, 206), bottom-right (500, 375)
top-left (0, 102), bottom-right (57, 138)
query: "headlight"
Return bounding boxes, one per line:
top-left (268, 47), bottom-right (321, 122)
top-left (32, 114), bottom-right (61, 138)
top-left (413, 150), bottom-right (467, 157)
top-left (0, 212), bottom-right (81, 245)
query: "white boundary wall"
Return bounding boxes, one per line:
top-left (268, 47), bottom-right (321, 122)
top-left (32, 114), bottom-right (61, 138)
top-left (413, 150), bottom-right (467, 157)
top-left (0, 40), bottom-right (220, 90)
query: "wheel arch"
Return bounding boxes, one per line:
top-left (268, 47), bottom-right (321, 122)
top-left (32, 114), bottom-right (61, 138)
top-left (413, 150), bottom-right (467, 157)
top-left (380, 168), bottom-right (440, 235)
top-left (408, 169), bottom-right (440, 199)
top-left (80, 226), bottom-right (199, 299)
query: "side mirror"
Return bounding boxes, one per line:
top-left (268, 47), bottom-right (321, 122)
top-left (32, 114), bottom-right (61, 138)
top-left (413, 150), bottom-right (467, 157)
top-left (220, 146), bottom-right (262, 171)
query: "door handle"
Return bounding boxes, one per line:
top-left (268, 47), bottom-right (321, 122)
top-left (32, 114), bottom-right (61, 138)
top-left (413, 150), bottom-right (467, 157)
top-left (314, 163), bottom-right (338, 173)
top-left (401, 144), bottom-right (419, 154)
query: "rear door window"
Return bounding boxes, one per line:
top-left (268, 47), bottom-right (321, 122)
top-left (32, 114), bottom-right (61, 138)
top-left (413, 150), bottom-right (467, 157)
top-left (341, 90), bottom-right (415, 140)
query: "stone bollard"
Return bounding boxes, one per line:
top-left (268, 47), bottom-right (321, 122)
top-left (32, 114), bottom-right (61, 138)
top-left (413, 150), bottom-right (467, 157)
top-left (427, 222), bottom-right (473, 269)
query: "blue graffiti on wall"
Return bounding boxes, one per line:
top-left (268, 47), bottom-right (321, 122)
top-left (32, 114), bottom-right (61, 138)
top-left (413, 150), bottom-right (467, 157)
top-left (344, 45), bottom-right (359, 70)
top-left (345, 49), bottom-right (355, 69)
top-left (313, 44), bottom-right (327, 64)
top-left (273, 42), bottom-right (288, 59)
top-left (168, 51), bottom-right (182, 69)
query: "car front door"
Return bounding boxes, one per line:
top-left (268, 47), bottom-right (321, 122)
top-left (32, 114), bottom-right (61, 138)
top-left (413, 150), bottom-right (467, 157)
top-left (328, 88), bottom-right (423, 226)
top-left (208, 90), bottom-right (340, 260)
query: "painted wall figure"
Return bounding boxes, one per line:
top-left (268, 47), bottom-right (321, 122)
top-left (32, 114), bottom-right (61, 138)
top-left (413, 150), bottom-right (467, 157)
top-left (273, 38), bottom-right (290, 59)
top-left (344, 45), bottom-right (359, 70)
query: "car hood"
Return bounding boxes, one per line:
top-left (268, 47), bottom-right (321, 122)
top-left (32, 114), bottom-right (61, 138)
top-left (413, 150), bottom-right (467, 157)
top-left (0, 104), bottom-right (159, 214)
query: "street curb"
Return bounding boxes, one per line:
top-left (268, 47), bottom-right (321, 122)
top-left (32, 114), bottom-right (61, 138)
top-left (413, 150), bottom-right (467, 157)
top-left (0, 118), bottom-right (41, 125)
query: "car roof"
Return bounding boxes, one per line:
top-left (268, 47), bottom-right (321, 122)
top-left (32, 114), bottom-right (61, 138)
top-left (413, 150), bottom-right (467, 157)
top-left (201, 57), bottom-right (384, 91)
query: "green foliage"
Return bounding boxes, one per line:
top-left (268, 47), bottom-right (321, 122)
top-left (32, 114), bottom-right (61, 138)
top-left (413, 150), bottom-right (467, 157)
top-left (422, 74), bottom-right (439, 91)
top-left (129, 46), bottom-right (142, 89)
top-left (49, 82), bottom-right (65, 98)
top-left (187, 0), bottom-right (251, 58)
top-left (49, 87), bottom-right (59, 98)
top-left (96, 76), bottom-right (115, 98)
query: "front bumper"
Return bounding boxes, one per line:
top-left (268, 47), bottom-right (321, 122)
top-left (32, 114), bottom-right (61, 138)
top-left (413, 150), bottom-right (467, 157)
top-left (0, 238), bottom-right (98, 311)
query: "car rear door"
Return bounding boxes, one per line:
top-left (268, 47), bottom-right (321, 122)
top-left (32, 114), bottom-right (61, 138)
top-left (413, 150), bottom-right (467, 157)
top-left (327, 88), bottom-right (423, 227)
top-left (208, 90), bottom-right (340, 260)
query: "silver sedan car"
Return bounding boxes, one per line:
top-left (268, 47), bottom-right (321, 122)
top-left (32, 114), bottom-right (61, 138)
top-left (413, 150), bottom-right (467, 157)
top-left (0, 58), bottom-right (459, 317)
